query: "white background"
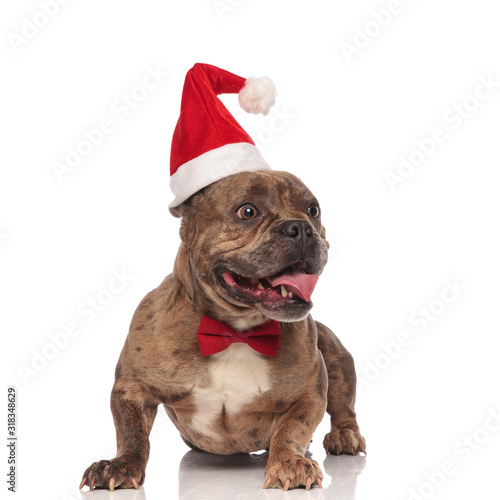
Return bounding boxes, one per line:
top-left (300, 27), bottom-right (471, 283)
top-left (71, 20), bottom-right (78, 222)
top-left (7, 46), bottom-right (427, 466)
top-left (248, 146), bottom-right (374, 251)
top-left (2, 1), bottom-right (500, 499)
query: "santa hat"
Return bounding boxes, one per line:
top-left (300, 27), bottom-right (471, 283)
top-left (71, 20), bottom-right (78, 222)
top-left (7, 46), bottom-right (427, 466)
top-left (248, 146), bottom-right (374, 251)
top-left (169, 63), bottom-right (277, 210)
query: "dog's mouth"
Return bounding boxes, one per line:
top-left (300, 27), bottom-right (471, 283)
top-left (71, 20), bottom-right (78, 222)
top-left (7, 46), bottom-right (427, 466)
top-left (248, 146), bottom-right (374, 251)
top-left (216, 263), bottom-right (319, 307)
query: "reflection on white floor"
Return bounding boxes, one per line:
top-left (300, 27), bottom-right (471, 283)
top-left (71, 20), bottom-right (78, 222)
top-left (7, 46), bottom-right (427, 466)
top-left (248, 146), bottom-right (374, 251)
top-left (179, 450), bottom-right (366, 499)
top-left (80, 485), bottom-right (147, 500)
top-left (79, 450), bottom-right (366, 500)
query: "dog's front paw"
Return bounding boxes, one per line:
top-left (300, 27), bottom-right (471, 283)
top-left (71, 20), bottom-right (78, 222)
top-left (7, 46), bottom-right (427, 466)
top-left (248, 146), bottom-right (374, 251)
top-left (323, 428), bottom-right (366, 455)
top-left (264, 455), bottom-right (323, 491)
top-left (80, 459), bottom-right (144, 491)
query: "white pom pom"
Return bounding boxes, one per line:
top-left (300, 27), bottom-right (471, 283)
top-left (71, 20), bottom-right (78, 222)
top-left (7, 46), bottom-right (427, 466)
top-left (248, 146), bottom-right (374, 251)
top-left (238, 76), bottom-right (277, 115)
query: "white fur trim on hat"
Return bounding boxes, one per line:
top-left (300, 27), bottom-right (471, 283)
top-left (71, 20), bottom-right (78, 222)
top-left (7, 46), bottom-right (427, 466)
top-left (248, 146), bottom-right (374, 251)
top-left (238, 76), bottom-right (277, 116)
top-left (169, 142), bottom-right (271, 210)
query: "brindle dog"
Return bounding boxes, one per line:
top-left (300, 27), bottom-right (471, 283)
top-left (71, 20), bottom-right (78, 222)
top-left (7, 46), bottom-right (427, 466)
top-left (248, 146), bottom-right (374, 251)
top-left (80, 170), bottom-right (365, 491)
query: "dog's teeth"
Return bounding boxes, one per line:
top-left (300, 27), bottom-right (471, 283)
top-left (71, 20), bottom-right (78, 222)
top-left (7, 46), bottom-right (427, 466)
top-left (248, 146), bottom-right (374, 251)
top-left (257, 281), bottom-right (265, 290)
top-left (250, 277), bottom-right (259, 285)
top-left (288, 291), bottom-right (293, 298)
top-left (281, 285), bottom-right (288, 298)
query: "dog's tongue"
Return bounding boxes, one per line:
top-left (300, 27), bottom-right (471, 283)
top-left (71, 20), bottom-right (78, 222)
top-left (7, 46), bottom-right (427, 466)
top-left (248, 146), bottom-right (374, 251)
top-left (267, 272), bottom-right (319, 302)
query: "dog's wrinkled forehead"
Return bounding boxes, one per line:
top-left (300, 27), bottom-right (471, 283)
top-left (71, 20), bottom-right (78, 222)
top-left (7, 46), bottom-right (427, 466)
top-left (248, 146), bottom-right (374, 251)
top-left (199, 170), bottom-right (316, 213)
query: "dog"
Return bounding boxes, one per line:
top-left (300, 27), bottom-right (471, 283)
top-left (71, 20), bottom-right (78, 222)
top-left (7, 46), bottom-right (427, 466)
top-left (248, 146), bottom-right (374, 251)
top-left (80, 169), bottom-right (366, 491)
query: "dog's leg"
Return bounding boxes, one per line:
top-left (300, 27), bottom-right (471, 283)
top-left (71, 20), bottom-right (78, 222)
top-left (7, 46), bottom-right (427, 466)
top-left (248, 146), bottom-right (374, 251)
top-left (264, 378), bottom-right (327, 490)
top-left (80, 382), bottom-right (158, 491)
top-left (316, 321), bottom-right (366, 455)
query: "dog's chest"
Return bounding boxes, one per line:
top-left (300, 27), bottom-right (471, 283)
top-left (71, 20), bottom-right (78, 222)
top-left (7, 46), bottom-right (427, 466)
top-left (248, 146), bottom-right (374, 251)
top-left (190, 344), bottom-right (272, 437)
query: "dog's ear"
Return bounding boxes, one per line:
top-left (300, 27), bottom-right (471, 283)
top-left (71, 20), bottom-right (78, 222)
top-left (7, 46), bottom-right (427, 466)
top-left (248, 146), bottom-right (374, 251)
top-left (169, 205), bottom-right (184, 218)
top-left (169, 200), bottom-right (191, 218)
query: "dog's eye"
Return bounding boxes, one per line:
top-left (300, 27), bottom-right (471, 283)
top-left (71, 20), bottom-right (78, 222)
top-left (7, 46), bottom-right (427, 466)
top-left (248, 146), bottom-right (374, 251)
top-left (237, 204), bottom-right (258, 220)
top-left (308, 204), bottom-right (320, 218)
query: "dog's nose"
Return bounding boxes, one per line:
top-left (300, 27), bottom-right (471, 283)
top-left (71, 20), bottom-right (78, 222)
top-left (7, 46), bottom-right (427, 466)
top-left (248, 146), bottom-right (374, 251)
top-left (279, 220), bottom-right (314, 239)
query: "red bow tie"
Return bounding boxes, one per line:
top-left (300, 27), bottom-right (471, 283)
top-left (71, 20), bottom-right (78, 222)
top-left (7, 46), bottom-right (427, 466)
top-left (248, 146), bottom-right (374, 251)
top-left (197, 315), bottom-right (281, 357)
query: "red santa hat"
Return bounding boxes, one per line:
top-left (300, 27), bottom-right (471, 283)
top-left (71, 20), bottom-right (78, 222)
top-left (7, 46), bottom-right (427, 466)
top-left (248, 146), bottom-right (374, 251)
top-left (169, 63), bottom-right (277, 210)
